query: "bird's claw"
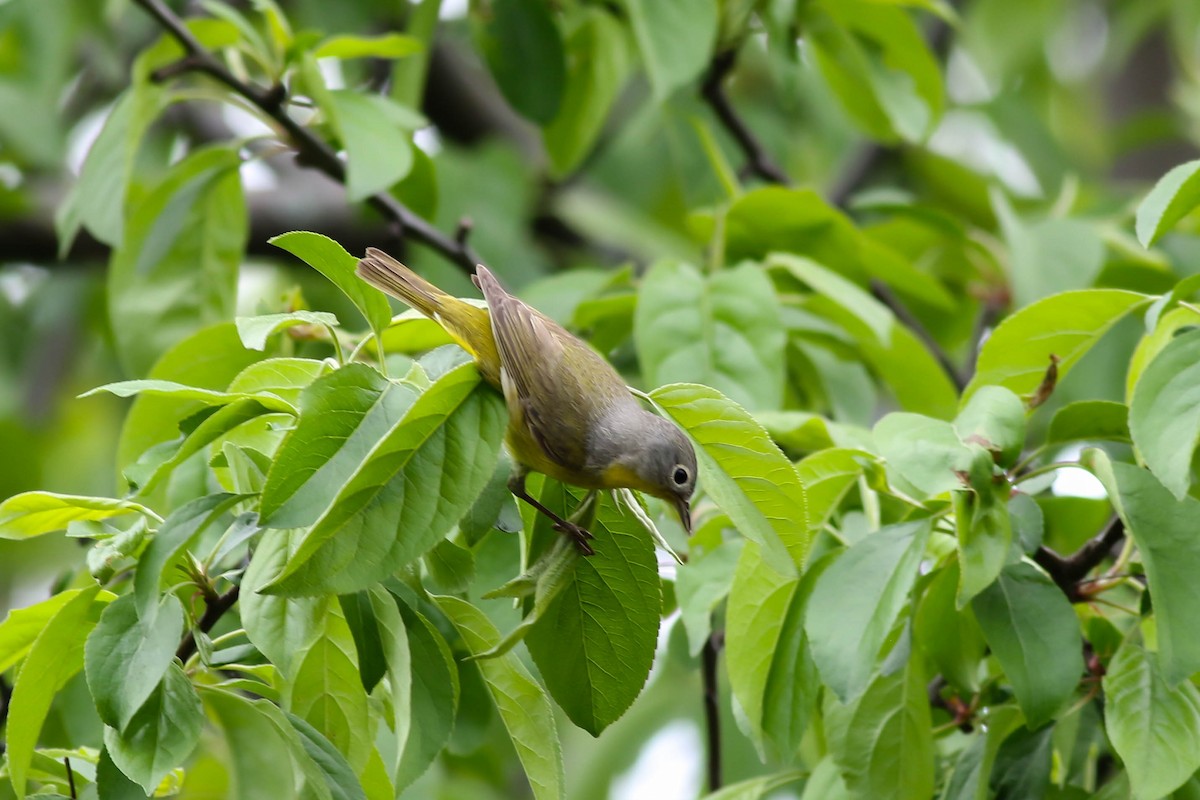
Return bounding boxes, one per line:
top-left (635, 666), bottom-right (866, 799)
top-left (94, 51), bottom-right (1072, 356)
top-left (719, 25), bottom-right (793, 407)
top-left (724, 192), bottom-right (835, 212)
top-left (554, 521), bottom-right (596, 556)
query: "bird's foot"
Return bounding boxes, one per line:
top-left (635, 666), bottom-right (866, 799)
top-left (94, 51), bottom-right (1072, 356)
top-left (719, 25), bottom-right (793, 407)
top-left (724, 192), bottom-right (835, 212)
top-left (553, 520), bottom-right (595, 556)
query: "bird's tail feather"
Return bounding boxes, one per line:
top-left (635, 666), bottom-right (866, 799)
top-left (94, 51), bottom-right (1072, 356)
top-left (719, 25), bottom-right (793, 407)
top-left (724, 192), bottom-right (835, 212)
top-left (357, 247), bottom-right (448, 319)
top-left (355, 247), bottom-right (502, 385)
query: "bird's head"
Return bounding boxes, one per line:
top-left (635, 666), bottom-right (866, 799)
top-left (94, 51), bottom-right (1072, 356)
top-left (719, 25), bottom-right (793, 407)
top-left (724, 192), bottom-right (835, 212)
top-left (616, 415), bottom-right (697, 533)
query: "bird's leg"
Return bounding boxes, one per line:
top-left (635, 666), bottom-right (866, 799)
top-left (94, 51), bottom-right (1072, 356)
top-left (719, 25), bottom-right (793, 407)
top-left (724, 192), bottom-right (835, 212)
top-left (508, 472), bottom-right (595, 556)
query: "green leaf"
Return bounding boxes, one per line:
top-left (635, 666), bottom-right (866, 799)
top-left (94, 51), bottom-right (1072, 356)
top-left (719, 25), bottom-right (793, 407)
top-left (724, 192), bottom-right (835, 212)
top-left (0, 492), bottom-right (156, 540)
top-left (0, 590), bottom-right (104, 673)
top-left (767, 254), bottom-right (958, 418)
top-left (104, 663), bottom-right (204, 794)
top-left (97, 746), bottom-right (151, 800)
top-left (525, 491), bottom-right (661, 735)
top-left (235, 311), bottom-right (340, 351)
top-left (259, 364), bottom-right (418, 528)
top-left (115, 323), bottom-right (267, 477)
top-left (1129, 327), bottom-right (1200, 499)
top-left (1085, 452), bottom-right (1200, 685)
top-left (834, 661), bottom-right (935, 800)
top-left (677, 539), bottom-right (743, 656)
top-left (914, 561), bottom-right (985, 692)
top-left (1046, 400), bottom-right (1131, 445)
top-left (56, 84), bottom-right (165, 252)
top-left (436, 596), bottom-right (565, 800)
top-left (82, 378), bottom-right (295, 414)
top-left (285, 604), bottom-right (372, 771)
top-left (108, 146), bottom-right (246, 376)
top-left (226, 358), bottom-right (330, 407)
top-left (636, 260), bottom-right (786, 411)
top-left (940, 704), bottom-right (1024, 800)
top-left (805, 520), bottom-right (931, 702)
top-left (127, 398), bottom-right (280, 495)
top-left (650, 383), bottom-right (809, 570)
top-left (989, 725), bottom-right (1054, 800)
top-left (1136, 159), bottom-right (1200, 248)
top-left (134, 493), bottom-right (245, 620)
top-left (700, 771), bottom-right (805, 800)
top-left (269, 231), bottom-right (393, 339)
top-left (383, 586), bottom-right (459, 792)
top-left (954, 386), bottom-right (1027, 467)
top-left (264, 363), bottom-right (506, 595)
top-left (768, 254), bottom-right (895, 344)
top-left (726, 541), bottom-right (811, 759)
top-left (796, 448), bottom-right (877, 533)
top-left (284, 712), bottom-right (368, 800)
top-left (327, 90), bottom-right (414, 202)
top-left (85, 593), bottom-right (185, 732)
top-left (6, 586), bottom-right (107, 797)
top-left (240, 528), bottom-right (325, 675)
top-left (1104, 638), bottom-right (1200, 800)
top-left (966, 289), bottom-right (1150, 401)
top-left (970, 562), bottom-right (1083, 728)
top-left (872, 412), bottom-right (968, 498)
top-left (804, 1), bottom-right (943, 142)
top-left (478, 0), bottom-right (566, 124)
top-left (993, 192), bottom-right (1106, 308)
top-left (623, 0), bottom-right (717, 100)
top-left (953, 475), bottom-right (1014, 608)
top-left (203, 688), bottom-right (298, 799)
top-left (314, 33), bottom-right (422, 59)
top-left (544, 7), bottom-right (631, 176)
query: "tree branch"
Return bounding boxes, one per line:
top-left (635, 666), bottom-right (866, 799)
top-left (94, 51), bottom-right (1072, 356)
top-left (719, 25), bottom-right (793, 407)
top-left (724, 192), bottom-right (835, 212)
top-left (130, 0), bottom-right (482, 274)
top-left (701, 631), bottom-right (723, 792)
top-left (0, 674), bottom-right (10, 755)
top-left (176, 585), bottom-right (240, 662)
top-left (701, 50), bottom-right (790, 186)
top-left (1034, 516), bottom-right (1126, 602)
top-left (869, 279), bottom-right (965, 391)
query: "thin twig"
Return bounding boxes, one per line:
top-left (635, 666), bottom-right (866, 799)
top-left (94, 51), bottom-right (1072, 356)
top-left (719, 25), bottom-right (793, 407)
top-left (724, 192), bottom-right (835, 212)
top-left (963, 292), bottom-right (1005, 381)
top-left (1034, 516), bottom-right (1125, 603)
top-left (869, 279), bottom-right (965, 391)
top-left (701, 631), bottom-right (724, 792)
top-left (176, 585), bottom-right (241, 662)
top-left (701, 51), bottom-right (790, 186)
top-left (131, 0), bottom-right (482, 274)
top-left (0, 675), bottom-right (9, 755)
top-left (64, 758), bottom-right (77, 799)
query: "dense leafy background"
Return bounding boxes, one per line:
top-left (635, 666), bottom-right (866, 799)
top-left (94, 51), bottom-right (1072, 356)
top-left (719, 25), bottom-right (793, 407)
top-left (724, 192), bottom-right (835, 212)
top-left (4, 0), bottom-right (1200, 798)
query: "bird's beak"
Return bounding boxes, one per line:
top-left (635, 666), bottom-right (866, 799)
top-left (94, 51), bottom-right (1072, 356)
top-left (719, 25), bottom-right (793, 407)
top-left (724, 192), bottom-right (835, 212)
top-left (673, 496), bottom-right (692, 535)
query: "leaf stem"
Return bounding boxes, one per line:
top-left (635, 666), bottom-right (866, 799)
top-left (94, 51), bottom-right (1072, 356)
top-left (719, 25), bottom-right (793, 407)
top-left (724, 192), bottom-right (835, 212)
top-left (322, 323), bottom-right (346, 366)
top-left (129, 0), bottom-right (482, 274)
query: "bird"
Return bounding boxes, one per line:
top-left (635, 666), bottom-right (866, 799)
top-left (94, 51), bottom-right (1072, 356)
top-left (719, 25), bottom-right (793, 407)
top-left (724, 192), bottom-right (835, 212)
top-left (356, 247), bottom-right (696, 555)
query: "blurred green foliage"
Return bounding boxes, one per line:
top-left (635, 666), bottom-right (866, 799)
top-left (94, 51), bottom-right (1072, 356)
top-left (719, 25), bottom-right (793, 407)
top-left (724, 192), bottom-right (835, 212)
top-left (3, 0), bottom-right (1200, 798)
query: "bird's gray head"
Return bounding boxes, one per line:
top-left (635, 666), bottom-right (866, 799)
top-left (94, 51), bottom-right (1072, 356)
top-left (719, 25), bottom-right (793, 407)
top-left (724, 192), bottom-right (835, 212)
top-left (625, 414), bottom-right (697, 533)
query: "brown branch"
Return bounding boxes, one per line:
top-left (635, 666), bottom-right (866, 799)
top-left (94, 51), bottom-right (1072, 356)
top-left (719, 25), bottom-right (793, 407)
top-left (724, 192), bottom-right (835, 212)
top-left (869, 279), bottom-right (965, 391)
top-left (130, 0), bottom-right (481, 274)
top-left (1034, 516), bottom-right (1126, 603)
top-left (176, 585), bottom-right (240, 662)
top-left (0, 675), bottom-right (10, 755)
top-left (701, 631), bottom-right (724, 792)
top-left (701, 51), bottom-right (790, 186)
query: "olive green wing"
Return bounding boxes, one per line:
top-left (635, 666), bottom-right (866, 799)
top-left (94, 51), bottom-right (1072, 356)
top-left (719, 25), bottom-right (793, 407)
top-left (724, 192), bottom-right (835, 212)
top-left (474, 266), bottom-right (592, 470)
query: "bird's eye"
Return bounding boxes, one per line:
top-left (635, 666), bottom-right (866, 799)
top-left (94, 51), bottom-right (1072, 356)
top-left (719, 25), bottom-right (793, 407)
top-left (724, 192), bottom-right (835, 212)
top-left (672, 466), bottom-right (690, 486)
